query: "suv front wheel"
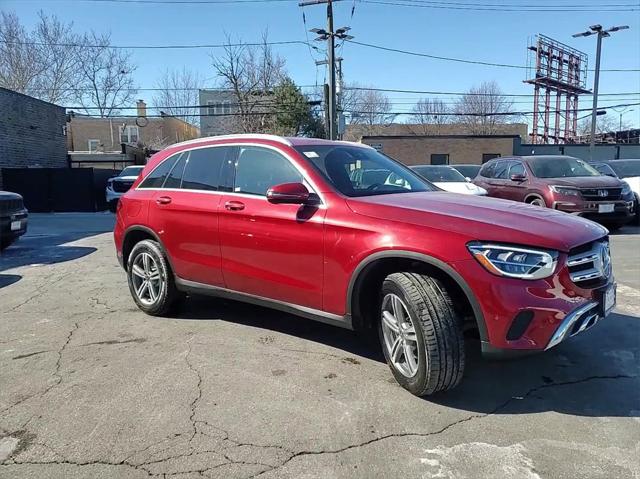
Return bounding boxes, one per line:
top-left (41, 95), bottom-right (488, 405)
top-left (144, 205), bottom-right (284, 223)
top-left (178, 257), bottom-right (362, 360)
top-left (127, 239), bottom-right (182, 315)
top-left (379, 273), bottom-right (465, 396)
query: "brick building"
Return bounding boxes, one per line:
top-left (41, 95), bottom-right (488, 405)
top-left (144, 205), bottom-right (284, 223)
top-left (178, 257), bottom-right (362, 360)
top-left (67, 100), bottom-right (199, 156)
top-left (0, 87), bottom-right (68, 188)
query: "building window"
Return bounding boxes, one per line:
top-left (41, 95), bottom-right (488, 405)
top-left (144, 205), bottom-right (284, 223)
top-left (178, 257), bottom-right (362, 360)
top-left (207, 101), bottom-right (232, 116)
top-left (482, 153), bottom-right (501, 163)
top-left (120, 125), bottom-right (139, 144)
top-left (88, 139), bottom-right (100, 153)
top-left (431, 154), bottom-right (449, 165)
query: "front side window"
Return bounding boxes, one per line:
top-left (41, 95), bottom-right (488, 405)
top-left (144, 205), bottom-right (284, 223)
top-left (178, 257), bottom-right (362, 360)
top-left (234, 147), bottom-right (303, 196)
top-left (493, 160), bottom-right (510, 179)
top-left (138, 153), bottom-right (181, 188)
top-left (181, 147), bottom-right (230, 191)
top-left (509, 162), bottom-right (526, 178)
top-left (529, 157), bottom-right (600, 178)
top-left (294, 145), bottom-right (434, 197)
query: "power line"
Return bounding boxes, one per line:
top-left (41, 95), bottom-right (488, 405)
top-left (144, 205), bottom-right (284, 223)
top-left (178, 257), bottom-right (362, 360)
top-left (359, 0), bottom-right (639, 12)
top-left (344, 86), bottom-right (640, 97)
top-left (346, 40), bottom-right (640, 72)
top-left (0, 39), bottom-right (308, 50)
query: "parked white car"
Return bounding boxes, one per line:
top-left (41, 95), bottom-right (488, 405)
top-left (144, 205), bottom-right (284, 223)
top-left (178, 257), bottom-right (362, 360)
top-left (411, 165), bottom-right (488, 196)
top-left (106, 165), bottom-right (144, 212)
top-left (592, 159), bottom-right (640, 224)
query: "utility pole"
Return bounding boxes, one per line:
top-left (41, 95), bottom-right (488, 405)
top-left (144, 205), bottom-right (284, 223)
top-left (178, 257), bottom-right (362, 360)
top-left (573, 24), bottom-right (629, 160)
top-left (300, 0), bottom-right (353, 140)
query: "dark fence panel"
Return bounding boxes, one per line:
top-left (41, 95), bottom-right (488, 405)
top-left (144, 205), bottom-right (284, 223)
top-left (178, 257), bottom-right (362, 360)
top-left (1, 168), bottom-right (51, 212)
top-left (1, 167), bottom-right (113, 212)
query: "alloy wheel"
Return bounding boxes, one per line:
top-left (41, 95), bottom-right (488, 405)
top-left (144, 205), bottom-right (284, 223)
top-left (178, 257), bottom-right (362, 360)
top-left (381, 293), bottom-right (420, 378)
top-left (131, 252), bottom-right (162, 306)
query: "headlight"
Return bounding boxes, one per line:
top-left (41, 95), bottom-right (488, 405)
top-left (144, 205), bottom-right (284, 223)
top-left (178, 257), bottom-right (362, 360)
top-left (550, 185), bottom-right (580, 196)
top-left (467, 243), bottom-right (558, 280)
top-left (621, 183), bottom-right (631, 195)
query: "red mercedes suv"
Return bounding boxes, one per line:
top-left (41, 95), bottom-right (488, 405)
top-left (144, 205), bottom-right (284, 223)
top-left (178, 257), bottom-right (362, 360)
top-left (114, 135), bottom-right (616, 396)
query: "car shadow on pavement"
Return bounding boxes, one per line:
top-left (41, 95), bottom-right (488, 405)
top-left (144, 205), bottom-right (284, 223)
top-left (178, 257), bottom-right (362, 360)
top-left (173, 295), bottom-right (385, 362)
top-left (0, 274), bottom-right (21, 288)
top-left (0, 232), bottom-right (99, 272)
top-left (176, 297), bottom-right (639, 418)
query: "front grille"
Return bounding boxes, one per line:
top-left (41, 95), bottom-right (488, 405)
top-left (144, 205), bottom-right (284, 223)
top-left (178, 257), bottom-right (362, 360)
top-left (567, 239), bottom-right (611, 285)
top-left (580, 188), bottom-right (622, 201)
top-left (0, 198), bottom-right (25, 215)
top-left (112, 180), bottom-right (134, 193)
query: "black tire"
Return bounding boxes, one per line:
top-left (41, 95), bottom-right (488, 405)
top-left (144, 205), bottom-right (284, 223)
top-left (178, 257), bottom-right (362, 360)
top-left (379, 272), bottom-right (465, 396)
top-left (602, 222), bottom-right (624, 232)
top-left (127, 239), bottom-right (183, 316)
top-left (0, 237), bottom-right (16, 251)
top-left (526, 195), bottom-right (546, 208)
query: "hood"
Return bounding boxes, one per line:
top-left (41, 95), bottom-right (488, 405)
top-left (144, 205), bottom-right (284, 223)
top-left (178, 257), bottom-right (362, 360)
top-left (346, 192), bottom-right (607, 252)
top-left (433, 182), bottom-right (486, 195)
top-left (542, 175), bottom-right (624, 188)
top-left (0, 191), bottom-right (22, 200)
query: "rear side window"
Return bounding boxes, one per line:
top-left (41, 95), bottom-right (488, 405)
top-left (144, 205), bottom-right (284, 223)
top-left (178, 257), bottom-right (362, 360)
top-left (181, 147), bottom-right (229, 191)
top-left (509, 161), bottom-right (525, 177)
top-left (163, 153), bottom-right (187, 189)
top-left (138, 153), bottom-right (180, 188)
top-left (234, 146), bottom-right (302, 196)
top-left (479, 161), bottom-right (496, 178)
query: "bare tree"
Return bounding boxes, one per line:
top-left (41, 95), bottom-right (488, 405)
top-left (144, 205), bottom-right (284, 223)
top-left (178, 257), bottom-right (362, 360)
top-left (152, 67), bottom-right (202, 124)
top-left (210, 32), bottom-right (286, 133)
top-left (576, 114), bottom-right (627, 137)
top-left (454, 81), bottom-right (515, 134)
top-left (0, 12), bottom-right (44, 96)
top-left (410, 98), bottom-right (450, 134)
top-left (344, 85), bottom-right (395, 127)
top-left (32, 11), bottom-right (82, 104)
top-left (74, 31), bottom-right (137, 117)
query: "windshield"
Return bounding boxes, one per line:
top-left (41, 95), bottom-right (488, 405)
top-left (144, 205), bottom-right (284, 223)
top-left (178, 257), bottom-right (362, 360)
top-left (294, 145), bottom-right (435, 197)
top-left (451, 165), bottom-right (480, 178)
top-left (413, 166), bottom-right (466, 183)
top-left (608, 160), bottom-right (640, 178)
top-left (119, 166), bottom-right (143, 177)
top-left (528, 157), bottom-right (600, 178)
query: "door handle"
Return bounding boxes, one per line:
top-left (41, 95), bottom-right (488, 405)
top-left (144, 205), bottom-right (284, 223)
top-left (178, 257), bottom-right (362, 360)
top-left (225, 200), bottom-right (245, 211)
top-left (156, 196), bottom-right (172, 205)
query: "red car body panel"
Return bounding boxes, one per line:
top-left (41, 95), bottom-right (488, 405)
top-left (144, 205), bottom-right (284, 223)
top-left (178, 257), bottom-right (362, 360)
top-left (114, 137), bottom-right (614, 355)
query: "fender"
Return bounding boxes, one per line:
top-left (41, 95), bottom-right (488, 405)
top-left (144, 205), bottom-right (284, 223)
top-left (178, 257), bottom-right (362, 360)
top-left (346, 250), bottom-right (488, 343)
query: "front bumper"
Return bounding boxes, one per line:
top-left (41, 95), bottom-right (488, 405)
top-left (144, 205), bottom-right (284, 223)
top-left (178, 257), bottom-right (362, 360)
top-left (106, 188), bottom-right (123, 203)
top-left (552, 199), bottom-right (634, 223)
top-left (0, 209), bottom-right (28, 241)
top-left (451, 256), bottom-right (616, 356)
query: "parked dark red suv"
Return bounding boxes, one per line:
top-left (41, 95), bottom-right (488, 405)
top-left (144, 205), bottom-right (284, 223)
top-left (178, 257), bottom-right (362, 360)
top-left (114, 136), bottom-right (616, 396)
top-left (473, 155), bottom-right (635, 229)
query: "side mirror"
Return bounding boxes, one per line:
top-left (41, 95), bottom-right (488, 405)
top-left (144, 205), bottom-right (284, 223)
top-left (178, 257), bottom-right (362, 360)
top-left (510, 173), bottom-right (526, 182)
top-left (266, 182), bottom-right (311, 205)
top-left (465, 177), bottom-right (472, 182)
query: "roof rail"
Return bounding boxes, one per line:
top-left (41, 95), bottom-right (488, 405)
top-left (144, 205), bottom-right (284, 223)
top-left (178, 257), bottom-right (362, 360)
top-left (168, 134), bottom-right (293, 149)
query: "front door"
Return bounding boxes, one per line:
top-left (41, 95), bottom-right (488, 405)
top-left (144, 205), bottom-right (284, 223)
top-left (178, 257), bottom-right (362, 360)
top-left (218, 145), bottom-right (326, 310)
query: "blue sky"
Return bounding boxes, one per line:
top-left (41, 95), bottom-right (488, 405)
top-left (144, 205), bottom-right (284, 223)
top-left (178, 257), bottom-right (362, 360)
top-left (3, 0), bottom-right (640, 127)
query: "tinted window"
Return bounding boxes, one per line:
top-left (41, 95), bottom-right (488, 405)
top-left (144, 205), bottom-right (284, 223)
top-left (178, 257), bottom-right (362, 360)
top-left (294, 145), bottom-right (434, 197)
top-left (494, 160), bottom-right (510, 179)
top-left (608, 160), bottom-right (640, 178)
top-left (163, 152), bottom-right (187, 188)
top-left (413, 166), bottom-right (466, 183)
top-left (509, 161), bottom-right (525, 177)
top-left (234, 147), bottom-right (302, 196)
top-left (479, 162), bottom-right (496, 178)
top-left (181, 147), bottom-right (229, 191)
top-left (451, 165), bottom-right (480, 179)
top-left (119, 166), bottom-right (143, 177)
top-left (138, 154), bottom-right (180, 188)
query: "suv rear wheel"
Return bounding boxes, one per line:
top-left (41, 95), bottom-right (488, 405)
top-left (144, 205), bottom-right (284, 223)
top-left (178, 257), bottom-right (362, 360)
top-left (379, 272), bottom-right (465, 396)
top-left (127, 239), bottom-right (182, 315)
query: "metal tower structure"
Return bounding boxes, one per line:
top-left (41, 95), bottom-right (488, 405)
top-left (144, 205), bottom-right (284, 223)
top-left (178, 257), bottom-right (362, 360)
top-left (525, 35), bottom-right (590, 144)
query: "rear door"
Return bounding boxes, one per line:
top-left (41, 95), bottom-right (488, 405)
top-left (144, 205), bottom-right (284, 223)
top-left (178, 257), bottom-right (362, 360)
top-left (148, 145), bottom-right (233, 286)
top-left (474, 161), bottom-right (497, 195)
top-left (218, 145), bottom-right (326, 310)
top-left (484, 160), bottom-right (511, 199)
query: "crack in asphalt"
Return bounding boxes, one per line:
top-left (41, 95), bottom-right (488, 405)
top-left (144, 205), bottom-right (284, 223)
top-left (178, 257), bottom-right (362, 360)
top-left (247, 374), bottom-right (638, 478)
top-left (184, 337), bottom-right (203, 446)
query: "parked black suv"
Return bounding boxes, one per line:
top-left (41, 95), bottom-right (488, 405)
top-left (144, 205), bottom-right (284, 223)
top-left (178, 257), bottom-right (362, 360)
top-left (0, 191), bottom-right (28, 250)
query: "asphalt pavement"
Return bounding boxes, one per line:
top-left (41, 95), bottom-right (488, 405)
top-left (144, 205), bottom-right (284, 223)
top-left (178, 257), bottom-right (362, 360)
top-left (0, 213), bottom-right (638, 479)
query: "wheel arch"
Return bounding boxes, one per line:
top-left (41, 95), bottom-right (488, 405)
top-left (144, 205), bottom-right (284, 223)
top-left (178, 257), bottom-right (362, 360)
top-left (524, 192), bottom-right (545, 204)
top-left (346, 250), bottom-right (488, 343)
top-left (122, 226), bottom-right (173, 272)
